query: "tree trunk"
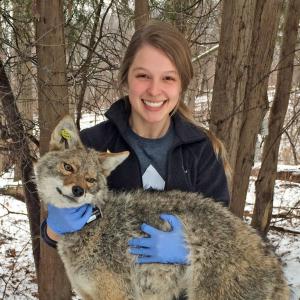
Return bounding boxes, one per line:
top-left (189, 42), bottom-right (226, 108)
top-left (230, 0), bottom-right (282, 218)
top-left (210, 0), bottom-right (282, 217)
top-left (210, 0), bottom-right (257, 176)
top-left (174, 1), bottom-right (188, 35)
top-left (35, 0), bottom-right (71, 299)
top-left (252, 0), bottom-right (300, 236)
top-left (0, 59), bottom-right (40, 280)
top-left (12, 1), bottom-right (35, 181)
top-left (134, 0), bottom-right (149, 30)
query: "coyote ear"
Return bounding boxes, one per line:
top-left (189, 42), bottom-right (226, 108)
top-left (49, 115), bottom-right (84, 151)
top-left (99, 151), bottom-right (130, 176)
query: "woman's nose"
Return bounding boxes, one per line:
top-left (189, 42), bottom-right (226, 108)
top-left (147, 79), bottom-right (162, 97)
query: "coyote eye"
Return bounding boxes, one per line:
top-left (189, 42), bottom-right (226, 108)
top-left (86, 177), bottom-right (96, 183)
top-left (63, 163), bottom-right (73, 172)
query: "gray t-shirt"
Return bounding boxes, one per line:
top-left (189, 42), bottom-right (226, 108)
top-left (125, 123), bottom-right (174, 190)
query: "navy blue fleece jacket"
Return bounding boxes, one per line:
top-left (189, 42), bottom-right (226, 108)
top-left (80, 97), bottom-right (230, 206)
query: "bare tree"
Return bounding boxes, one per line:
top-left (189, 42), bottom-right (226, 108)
top-left (230, 0), bottom-right (283, 217)
top-left (0, 1), bottom-right (40, 277)
top-left (210, 0), bottom-right (283, 217)
top-left (210, 0), bottom-right (258, 173)
top-left (135, 0), bottom-right (149, 29)
top-left (75, 0), bottom-right (114, 130)
top-left (12, 0), bottom-right (35, 181)
top-left (252, 0), bottom-right (300, 236)
top-left (0, 58), bottom-right (40, 283)
top-left (35, 0), bottom-right (70, 299)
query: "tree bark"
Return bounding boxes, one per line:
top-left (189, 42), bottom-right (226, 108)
top-left (12, 0), bottom-right (35, 181)
top-left (0, 59), bottom-right (40, 279)
top-left (210, 0), bottom-right (257, 176)
top-left (210, 0), bottom-right (282, 217)
top-left (134, 0), bottom-right (149, 30)
top-left (252, 0), bottom-right (300, 236)
top-left (175, 1), bottom-right (189, 35)
top-left (230, 0), bottom-right (282, 218)
top-left (35, 0), bottom-right (71, 299)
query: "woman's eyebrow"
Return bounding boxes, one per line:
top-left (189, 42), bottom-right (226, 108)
top-left (132, 67), bottom-right (178, 74)
top-left (132, 67), bottom-right (148, 72)
top-left (164, 70), bottom-right (178, 75)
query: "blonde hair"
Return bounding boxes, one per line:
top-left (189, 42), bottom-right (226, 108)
top-left (119, 20), bottom-right (232, 183)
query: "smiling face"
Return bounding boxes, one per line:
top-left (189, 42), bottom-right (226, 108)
top-left (127, 44), bottom-right (182, 138)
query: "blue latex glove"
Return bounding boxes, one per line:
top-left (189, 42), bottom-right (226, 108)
top-left (47, 203), bottom-right (93, 235)
top-left (128, 214), bottom-right (189, 264)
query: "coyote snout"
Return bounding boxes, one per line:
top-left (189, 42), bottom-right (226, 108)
top-left (35, 115), bottom-right (290, 300)
top-left (71, 185), bottom-right (84, 197)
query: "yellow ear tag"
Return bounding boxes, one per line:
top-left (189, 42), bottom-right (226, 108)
top-left (60, 128), bottom-right (72, 141)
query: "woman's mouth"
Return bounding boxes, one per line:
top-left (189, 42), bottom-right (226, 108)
top-left (142, 99), bottom-right (167, 110)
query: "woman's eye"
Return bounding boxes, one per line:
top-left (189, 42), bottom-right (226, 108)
top-left (86, 178), bottom-right (96, 183)
top-left (63, 163), bottom-right (73, 172)
top-left (136, 74), bottom-right (149, 79)
top-left (164, 76), bottom-right (175, 81)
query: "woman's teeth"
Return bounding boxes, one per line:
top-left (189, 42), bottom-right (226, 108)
top-left (142, 100), bottom-right (166, 107)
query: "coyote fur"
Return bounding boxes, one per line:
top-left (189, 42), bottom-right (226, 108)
top-left (35, 115), bottom-right (290, 300)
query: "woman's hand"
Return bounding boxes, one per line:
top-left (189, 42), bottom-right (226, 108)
top-left (47, 204), bottom-right (93, 235)
top-left (128, 214), bottom-right (189, 265)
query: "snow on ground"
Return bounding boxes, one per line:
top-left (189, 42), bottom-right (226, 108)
top-left (253, 162), bottom-right (300, 175)
top-left (0, 172), bottom-right (38, 300)
top-left (246, 174), bottom-right (300, 299)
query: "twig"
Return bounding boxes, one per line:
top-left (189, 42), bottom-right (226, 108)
top-left (244, 211), bottom-right (300, 219)
top-left (0, 202), bottom-right (27, 217)
top-left (0, 240), bottom-right (32, 299)
top-left (269, 226), bottom-right (300, 235)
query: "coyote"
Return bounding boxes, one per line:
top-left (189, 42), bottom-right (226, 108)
top-left (35, 115), bottom-right (290, 300)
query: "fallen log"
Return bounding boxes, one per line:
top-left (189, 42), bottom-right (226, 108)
top-left (251, 168), bottom-right (300, 183)
top-left (0, 185), bottom-right (25, 202)
top-left (269, 225), bottom-right (300, 235)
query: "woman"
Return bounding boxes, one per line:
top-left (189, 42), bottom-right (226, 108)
top-left (42, 20), bottom-right (230, 299)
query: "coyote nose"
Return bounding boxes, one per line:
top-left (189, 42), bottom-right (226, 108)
top-left (72, 185), bottom-right (84, 197)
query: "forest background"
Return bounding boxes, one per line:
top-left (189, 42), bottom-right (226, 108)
top-left (0, 0), bottom-right (300, 299)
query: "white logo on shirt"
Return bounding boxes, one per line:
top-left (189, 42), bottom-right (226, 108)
top-left (142, 164), bottom-right (165, 190)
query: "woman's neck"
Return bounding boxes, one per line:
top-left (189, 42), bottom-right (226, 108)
top-left (129, 116), bottom-right (171, 139)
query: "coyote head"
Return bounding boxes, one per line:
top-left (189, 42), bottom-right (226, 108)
top-left (35, 115), bottom-right (129, 208)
